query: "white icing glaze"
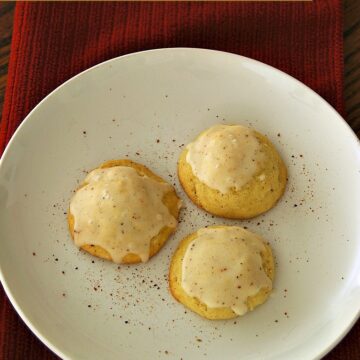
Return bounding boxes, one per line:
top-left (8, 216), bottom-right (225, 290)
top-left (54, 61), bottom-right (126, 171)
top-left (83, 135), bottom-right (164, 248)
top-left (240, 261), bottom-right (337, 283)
top-left (181, 227), bottom-right (272, 315)
top-left (186, 124), bottom-right (265, 193)
top-left (70, 166), bottom-right (178, 263)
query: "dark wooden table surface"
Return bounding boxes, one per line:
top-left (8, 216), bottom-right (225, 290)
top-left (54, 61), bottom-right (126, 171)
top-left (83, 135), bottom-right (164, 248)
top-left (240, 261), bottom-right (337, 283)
top-left (0, 1), bottom-right (359, 359)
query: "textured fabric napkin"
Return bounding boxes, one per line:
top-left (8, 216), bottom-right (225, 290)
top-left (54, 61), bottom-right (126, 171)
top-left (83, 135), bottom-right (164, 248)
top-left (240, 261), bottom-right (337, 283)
top-left (0, 1), bottom-right (358, 359)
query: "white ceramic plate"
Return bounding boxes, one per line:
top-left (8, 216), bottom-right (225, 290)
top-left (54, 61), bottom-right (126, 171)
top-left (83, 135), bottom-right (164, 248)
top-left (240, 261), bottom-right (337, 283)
top-left (0, 48), bottom-right (359, 360)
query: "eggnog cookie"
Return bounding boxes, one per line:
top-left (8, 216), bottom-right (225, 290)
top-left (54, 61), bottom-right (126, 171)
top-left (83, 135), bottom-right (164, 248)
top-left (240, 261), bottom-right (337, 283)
top-left (178, 124), bottom-right (287, 219)
top-left (68, 159), bottom-right (181, 264)
top-left (169, 226), bottom-right (274, 320)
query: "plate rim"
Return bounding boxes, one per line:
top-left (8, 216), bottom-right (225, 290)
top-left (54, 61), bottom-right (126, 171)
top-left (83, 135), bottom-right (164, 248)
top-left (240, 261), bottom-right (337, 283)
top-left (0, 47), bottom-right (359, 360)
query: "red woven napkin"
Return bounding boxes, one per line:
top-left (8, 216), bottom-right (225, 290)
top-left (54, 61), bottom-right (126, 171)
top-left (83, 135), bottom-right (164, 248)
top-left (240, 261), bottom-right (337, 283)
top-left (0, 1), bottom-right (358, 359)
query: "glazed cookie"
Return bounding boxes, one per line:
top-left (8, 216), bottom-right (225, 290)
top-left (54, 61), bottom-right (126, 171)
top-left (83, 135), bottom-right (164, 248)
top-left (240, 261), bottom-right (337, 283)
top-left (68, 159), bottom-right (181, 264)
top-left (178, 124), bottom-right (287, 219)
top-left (169, 226), bottom-right (274, 320)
